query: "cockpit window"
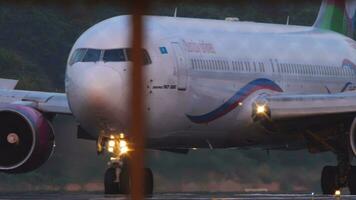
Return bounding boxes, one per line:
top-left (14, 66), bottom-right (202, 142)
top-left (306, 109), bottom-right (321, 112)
top-left (125, 49), bottom-right (152, 65)
top-left (69, 48), bottom-right (87, 66)
top-left (82, 49), bottom-right (101, 62)
top-left (103, 49), bottom-right (126, 62)
top-left (143, 50), bottom-right (152, 65)
top-left (69, 48), bottom-right (152, 65)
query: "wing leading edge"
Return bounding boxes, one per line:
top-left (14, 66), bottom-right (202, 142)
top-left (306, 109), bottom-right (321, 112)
top-left (253, 92), bottom-right (356, 121)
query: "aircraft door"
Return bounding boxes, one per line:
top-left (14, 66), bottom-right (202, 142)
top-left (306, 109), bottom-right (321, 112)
top-left (171, 42), bottom-right (188, 91)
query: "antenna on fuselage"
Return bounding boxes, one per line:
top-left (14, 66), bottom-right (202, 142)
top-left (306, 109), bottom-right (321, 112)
top-left (174, 7), bottom-right (178, 17)
top-left (286, 16), bottom-right (290, 25)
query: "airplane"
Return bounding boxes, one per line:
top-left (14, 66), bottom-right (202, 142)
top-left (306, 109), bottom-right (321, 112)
top-left (0, 0), bottom-right (356, 195)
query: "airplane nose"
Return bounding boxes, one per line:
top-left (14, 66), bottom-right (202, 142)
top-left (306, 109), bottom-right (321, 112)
top-left (82, 67), bottom-right (121, 108)
top-left (67, 65), bottom-right (129, 133)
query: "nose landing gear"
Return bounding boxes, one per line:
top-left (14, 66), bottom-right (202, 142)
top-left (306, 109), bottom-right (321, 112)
top-left (104, 157), bottom-right (154, 195)
top-left (104, 157), bottom-right (130, 194)
top-left (99, 133), bottom-right (154, 195)
top-left (104, 165), bottom-right (120, 194)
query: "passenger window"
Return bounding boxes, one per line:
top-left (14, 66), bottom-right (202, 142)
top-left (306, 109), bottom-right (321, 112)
top-left (313, 65), bottom-right (316, 75)
top-left (245, 61), bottom-right (249, 71)
top-left (279, 64), bottom-right (283, 73)
top-left (103, 49), bottom-right (126, 62)
top-left (82, 49), bottom-right (101, 62)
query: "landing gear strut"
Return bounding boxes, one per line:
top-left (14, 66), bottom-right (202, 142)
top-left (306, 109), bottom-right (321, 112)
top-left (104, 157), bottom-right (154, 195)
top-left (104, 166), bottom-right (120, 194)
top-left (100, 134), bottom-right (154, 195)
top-left (104, 157), bottom-right (131, 194)
top-left (321, 165), bottom-right (338, 194)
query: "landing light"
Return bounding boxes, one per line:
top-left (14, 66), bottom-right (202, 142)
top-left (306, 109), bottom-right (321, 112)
top-left (108, 147), bottom-right (114, 153)
top-left (105, 134), bottom-right (130, 156)
top-left (256, 105), bottom-right (266, 114)
top-left (120, 146), bottom-right (129, 155)
top-left (119, 140), bottom-right (127, 148)
top-left (119, 139), bottom-right (129, 155)
top-left (334, 190), bottom-right (341, 196)
top-left (108, 140), bottom-right (116, 148)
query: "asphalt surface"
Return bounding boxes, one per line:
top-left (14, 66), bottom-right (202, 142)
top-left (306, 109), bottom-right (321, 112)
top-left (0, 193), bottom-right (355, 200)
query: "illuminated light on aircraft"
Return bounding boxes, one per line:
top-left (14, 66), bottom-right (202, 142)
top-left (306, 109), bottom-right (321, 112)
top-left (256, 105), bottom-right (267, 115)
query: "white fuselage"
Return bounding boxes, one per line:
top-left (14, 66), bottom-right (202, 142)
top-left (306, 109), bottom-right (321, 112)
top-left (65, 15), bottom-right (356, 150)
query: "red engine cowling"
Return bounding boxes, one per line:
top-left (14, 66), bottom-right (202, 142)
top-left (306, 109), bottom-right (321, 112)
top-left (0, 105), bottom-right (55, 173)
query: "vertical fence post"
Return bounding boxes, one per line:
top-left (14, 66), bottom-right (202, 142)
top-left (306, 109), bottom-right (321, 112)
top-left (130, 0), bottom-right (147, 199)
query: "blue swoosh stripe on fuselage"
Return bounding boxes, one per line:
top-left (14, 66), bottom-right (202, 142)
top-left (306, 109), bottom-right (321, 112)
top-left (186, 78), bottom-right (283, 124)
top-left (341, 82), bottom-right (352, 92)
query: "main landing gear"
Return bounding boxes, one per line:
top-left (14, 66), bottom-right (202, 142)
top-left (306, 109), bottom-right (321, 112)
top-left (321, 155), bottom-right (354, 194)
top-left (98, 133), bottom-right (154, 195)
top-left (320, 140), bottom-right (356, 194)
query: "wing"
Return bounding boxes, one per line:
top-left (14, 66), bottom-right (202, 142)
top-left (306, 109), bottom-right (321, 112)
top-left (0, 89), bottom-right (71, 114)
top-left (253, 92), bottom-right (356, 121)
top-left (0, 79), bottom-right (71, 115)
top-left (252, 92), bottom-right (356, 153)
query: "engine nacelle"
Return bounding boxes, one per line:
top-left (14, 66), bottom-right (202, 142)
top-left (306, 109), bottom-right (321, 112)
top-left (350, 118), bottom-right (356, 157)
top-left (0, 105), bottom-right (55, 173)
